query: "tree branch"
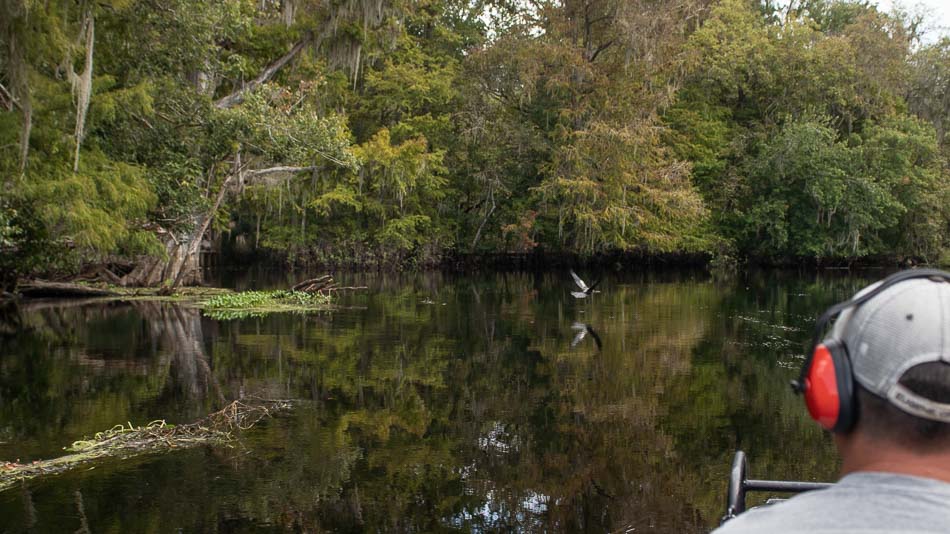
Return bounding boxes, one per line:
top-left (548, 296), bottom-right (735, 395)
top-left (213, 32), bottom-right (313, 109)
top-left (243, 165), bottom-right (319, 180)
top-left (589, 40), bottom-right (614, 63)
top-left (471, 185), bottom-right (496, 251)
top-left (0, 82), bottom-right (20, 111)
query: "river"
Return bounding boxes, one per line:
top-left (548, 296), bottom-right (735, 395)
top-left (0, 269), bottom-right (881, 532)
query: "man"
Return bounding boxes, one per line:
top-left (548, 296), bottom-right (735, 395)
top-left (714, 270), bottom-right (950, 534)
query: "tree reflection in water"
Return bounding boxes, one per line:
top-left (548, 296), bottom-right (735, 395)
top-left (0, 271), bottom-right (872, 532)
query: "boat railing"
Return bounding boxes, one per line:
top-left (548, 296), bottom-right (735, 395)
top-left (722, 450), bottom-right (834, 524)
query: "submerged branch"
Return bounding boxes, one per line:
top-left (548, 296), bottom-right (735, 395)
top-left (0, 398), bottom-right (292, 492)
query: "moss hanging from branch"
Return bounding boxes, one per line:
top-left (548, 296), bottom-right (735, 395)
top-left (67, 3), bottom-right (95, 172)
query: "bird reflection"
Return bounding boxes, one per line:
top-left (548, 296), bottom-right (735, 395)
top-left (570, 270), bottom-right (602, 299)
top-left (571, 322), bottom-right (602, 350)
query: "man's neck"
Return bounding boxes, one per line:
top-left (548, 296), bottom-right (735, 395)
top-left (837, 433), bottom-right (950, 483)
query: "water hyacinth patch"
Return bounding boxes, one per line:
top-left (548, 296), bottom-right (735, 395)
top-left (200, 290), bottom-right (332, 320)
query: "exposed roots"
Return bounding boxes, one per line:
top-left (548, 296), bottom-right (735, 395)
top-left (0, 397), bottom-right (292, 492)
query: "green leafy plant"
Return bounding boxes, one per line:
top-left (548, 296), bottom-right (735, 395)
top-left (201, 290), bottom-right (332, 320)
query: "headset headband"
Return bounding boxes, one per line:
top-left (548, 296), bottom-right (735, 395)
top-left (792, 268), bottom-right (950, 394)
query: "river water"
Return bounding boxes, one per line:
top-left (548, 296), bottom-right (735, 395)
top-left (0, 269), bottom-right (882, 532)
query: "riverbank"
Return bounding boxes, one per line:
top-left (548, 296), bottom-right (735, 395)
top-left (1, 282), bottom-right (337, 321)
top-left (222, 247), bottom-right (947, 274)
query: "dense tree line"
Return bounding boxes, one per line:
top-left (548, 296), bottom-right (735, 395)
top-left (1, 0), bottom-right (948, 286)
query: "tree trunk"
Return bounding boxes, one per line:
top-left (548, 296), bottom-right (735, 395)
top-left (120, 231), bottom-right (203, 288)
top-left (282, 0), bottom-right (296, 27)
top-left (471, 184), bottom-right (496, 251)
top-left (123, 159), bottom-right (240, 288)
top-left (6, 26), bottom-right (31, 173)
top-left (255, 212), bottom-right (261, 249)
top-left (17, 83), bottom-right (30, 173)
top-left (121, 159), bottom-right (321, 287)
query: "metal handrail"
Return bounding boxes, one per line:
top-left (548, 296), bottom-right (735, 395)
top-left (722, 450), bottom-right (833, 524)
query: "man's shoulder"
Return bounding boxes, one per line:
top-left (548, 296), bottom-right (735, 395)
top-left (711, 472), bottom-right (950, 534)
top-left (712, 486), bottom-right (847, 534)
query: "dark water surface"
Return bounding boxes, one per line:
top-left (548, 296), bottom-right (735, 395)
top-left (0, 269), bottom-right (884, 532)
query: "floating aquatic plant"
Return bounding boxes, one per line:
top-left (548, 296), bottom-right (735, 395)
top-left (201, 290), bottom-right (332, 320)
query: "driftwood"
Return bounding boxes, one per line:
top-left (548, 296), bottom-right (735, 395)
top-left (292, 275), bottom-right (336, 293)
top-left (0, 397), bottom-right (292, 492)
top-left (290, 275), bottom-right (368, 294)
top-left (17, 281), bottom-right (117, 299)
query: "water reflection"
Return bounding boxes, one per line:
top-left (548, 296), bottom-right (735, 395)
top-left (0, 300), bottom-right (222, 461)
top-left (570, 323), bottom-right (602, 350)
top-left (0, 270), bottom-right (881, 532)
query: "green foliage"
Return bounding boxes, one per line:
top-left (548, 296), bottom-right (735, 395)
top-left (201, 290), bottom-right (331, 320)
top-left (222, 87), bottom-right (358, 170)
top-left (908, 38), bottom-right (950, 149)
top-left (3, 0), bottom-right (949, 273)
top-left (735, 118), bottom-right (892, 256)
top-left (670, 0), bottom-right (949, 262)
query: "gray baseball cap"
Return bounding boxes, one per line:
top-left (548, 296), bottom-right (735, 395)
top-left (831, 275), bottom-right (950, 422)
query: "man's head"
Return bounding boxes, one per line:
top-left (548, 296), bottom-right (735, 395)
top-left (797, 270), bottom-right (950, 479)
top-left (798, 270), bottom-right (950, 441)
top-left (854, 363), bottom-right (950, 452)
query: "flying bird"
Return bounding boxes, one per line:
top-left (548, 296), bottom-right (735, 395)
top-left (570, 270), bottom-right (602, 299)
top-left (571, 322), bottom-right (603, 350)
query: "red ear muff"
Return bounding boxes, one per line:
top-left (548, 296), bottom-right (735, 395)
top-left (797, 270), bottom-right (950, 432)
top-left (802, 340), bottom-right (855, 433)
top-left (804, 344), bottom-right (841, 430)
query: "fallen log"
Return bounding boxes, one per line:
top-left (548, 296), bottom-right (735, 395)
top-left (301, 280), bottom-right (336, 293)
top-left (291, 275), bottom-right (340, 294)
top-left (292, 275), bottom-right (333, 292)
top-left (17, 281), bottom-right (118, 299)
top-left (325, 286), bottom-right (369, 292)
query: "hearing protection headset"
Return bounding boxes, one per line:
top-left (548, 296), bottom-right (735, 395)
top-left (791, 269), bottom-right (950, 433)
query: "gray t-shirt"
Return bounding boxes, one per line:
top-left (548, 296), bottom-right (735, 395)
top-left (712, 472), bottom-right (950, 533)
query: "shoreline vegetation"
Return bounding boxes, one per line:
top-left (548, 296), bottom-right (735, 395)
top-left (2, 1), bottom-right (949, 292)
top-left (2, 248), bottom-right (945, 305)
top-left (0, 398), bottom-right (293, 493)
top-left (3, 280), bottom-right (345, 319)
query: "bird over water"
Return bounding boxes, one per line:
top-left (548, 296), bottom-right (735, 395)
top-left (570, 270), bottom-right (602, 299)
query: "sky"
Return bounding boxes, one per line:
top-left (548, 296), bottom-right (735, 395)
top-left (872, 0), bottom-right (950, 43)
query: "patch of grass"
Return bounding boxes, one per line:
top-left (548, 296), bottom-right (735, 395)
top-left (200, 290), bottom-right (332, 320)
